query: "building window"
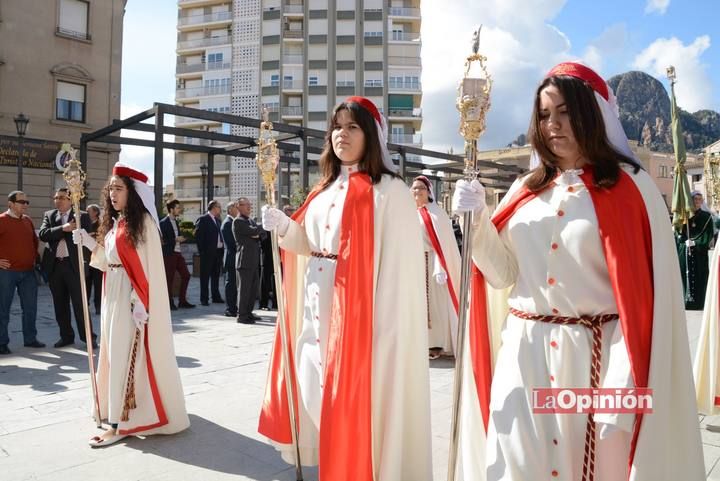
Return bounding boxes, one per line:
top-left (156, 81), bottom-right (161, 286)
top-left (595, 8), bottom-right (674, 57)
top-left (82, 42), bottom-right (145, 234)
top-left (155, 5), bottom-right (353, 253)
top-left (364, 79), bottom-right (382, 87)
top-left (270, 74), bottom-right (279, 87)
top-left (283, 75), bottom-right (294, 88)
top-left (658, 165), bottom-right (668, 178)
top-left (309, 75), bottom-right (318, 86)
top-left (57, 0), bottom-right (90, 41)
top-left (56, 81), bottom-right (86, 122)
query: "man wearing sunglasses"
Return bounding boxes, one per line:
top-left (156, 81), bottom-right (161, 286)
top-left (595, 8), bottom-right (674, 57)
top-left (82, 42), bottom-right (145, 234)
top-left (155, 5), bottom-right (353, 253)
top-left (0, 191), bottom-right (45, 354)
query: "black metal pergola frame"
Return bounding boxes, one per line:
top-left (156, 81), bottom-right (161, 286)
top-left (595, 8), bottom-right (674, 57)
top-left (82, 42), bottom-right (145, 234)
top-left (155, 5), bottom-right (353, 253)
top-left (80, 102), bottom-right (524, 214)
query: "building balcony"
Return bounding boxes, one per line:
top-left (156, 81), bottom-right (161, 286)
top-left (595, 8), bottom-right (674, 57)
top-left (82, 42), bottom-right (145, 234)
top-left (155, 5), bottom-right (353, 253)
top-left (175, 160), bottom-right (230, 174)
top-left (282, 54), bottom-right (304, 65)
top-left (390, 32), bottom-right (421, 42)
top-left (177, 35), bottom-right (231, 51)
top-left (283, 4), bottom-right (304, 15)
top-left (178, 11), bottom-right (232, 28)
top-left (388, 108), bottom-right (422, 120)
top-left (176, 61), bottom-right (231, 75)
top-left (178, 0), bottom-right (224, 6)
top-left (389, 133), bottom-right (423, 145)
top-left (389, 7), bottom-right (421, 18)
top-left (388, 56), bottom-right (421, 67)
top-left (176, 85), bottom-right (231, 99)
top-left (281, 106), bottom-right (304, 117)
top-left (174, 116), bottom-right (220, 127)
top-left (281, 80), bottom-right (304, 91)
top-left (388, 80), bottom-right (422, 93)
top-left (283, 29), bottom-right (304, 39)
top-left (56, 26), bottom-right (92, 41)
top-left (174, 187), bottom-right (230, 199)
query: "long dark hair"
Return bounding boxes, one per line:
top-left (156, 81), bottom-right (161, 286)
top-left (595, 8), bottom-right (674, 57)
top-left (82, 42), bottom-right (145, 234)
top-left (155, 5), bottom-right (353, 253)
top-left (525, 75), bottom-right (642, 192)
top-left (315, 100), bottom-right (399, 192)
top-left (97, 175), bottom-right (147, 248)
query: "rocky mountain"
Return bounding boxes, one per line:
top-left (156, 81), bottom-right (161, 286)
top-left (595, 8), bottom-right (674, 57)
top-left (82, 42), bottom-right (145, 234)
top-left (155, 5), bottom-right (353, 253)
top-left (608, 71), bottom-right (720, 153)
top-left (507, 71), bottom-right (720, 153)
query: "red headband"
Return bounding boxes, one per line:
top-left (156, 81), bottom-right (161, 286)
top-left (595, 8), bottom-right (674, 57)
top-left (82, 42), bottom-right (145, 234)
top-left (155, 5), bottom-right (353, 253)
top-left (546, 62), bottom-right (609, 102)
top-left (345, 96), bottom-right (382, 125)
top-left (113, 165), bottom-right (149, 184)
top-left (414, 175), bottom-right (432, 190)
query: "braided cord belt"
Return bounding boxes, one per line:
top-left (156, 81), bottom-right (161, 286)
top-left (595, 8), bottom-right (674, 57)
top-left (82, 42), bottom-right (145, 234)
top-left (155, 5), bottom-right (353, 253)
top-left (508, 307), bottom-right (619, 481)
top-left (310, 251), bottom-right (338, 260)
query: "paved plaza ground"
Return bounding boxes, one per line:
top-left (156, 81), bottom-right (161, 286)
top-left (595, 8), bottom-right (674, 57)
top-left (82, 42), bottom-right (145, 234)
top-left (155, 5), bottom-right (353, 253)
top-left (0, 276), bottom-right (718, 480)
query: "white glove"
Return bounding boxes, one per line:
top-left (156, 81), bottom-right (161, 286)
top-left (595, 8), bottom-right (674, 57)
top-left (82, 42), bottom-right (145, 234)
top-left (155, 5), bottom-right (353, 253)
top-left (686, 239), bottom-right (696, 247)
top-left (72, 228), bottom-right (98, 251)
top-left (132, 301), bottom-right (148, 330)
top-left (434, 271), bottom-right (448, 285)
top-left (262, 205), bottom-right (290, 235)
top-left (452, 179), bottom-right (486, 214)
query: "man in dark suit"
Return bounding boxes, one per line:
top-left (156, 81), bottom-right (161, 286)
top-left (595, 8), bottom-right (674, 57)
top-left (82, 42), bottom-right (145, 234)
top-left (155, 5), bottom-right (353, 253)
top-left (38, 188), bottom-right (96, 348)
top-left (233, 197), bottom-right (263, 324)
top-left (221, 201), bottom-right (239, 317)
top-left (160, 199), bottom-right (194, 310)
top-left (194, 200), bottom-right (224, 306)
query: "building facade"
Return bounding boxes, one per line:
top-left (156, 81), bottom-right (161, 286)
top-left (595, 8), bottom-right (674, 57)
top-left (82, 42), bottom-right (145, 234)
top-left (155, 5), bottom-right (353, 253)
top-left (0, 0), bottom-right (126, 223)
top-left (174, 0), bottom-right (422, 218)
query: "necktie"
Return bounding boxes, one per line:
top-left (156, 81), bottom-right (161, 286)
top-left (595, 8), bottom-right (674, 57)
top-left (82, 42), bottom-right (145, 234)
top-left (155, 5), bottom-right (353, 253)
top-left (57, 212), bottom-right (69, 258)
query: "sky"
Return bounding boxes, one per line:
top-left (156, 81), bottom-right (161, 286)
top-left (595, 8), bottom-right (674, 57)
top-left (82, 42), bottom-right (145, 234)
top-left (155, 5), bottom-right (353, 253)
top-left (119, 0), bottom-right (720, 185)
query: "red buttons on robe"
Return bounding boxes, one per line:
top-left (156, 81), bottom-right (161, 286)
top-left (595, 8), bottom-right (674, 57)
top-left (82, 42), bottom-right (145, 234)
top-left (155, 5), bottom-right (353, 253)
top-left (318, 267), bottom-right (323, 272)
top-left (567, 186), bottom-right (575, 193)
top-left (550, 375), bottom-right (555, 382)
top-left (553, 439), bottom-right (558, 445)
top-left (339, 185), bottom-right (345, 190)
top-left (330, 203), bottom-right (335, 208)
top-left (552, 470), bottom-right (559, 477)
top-left (552, 308), bottom-right (559, 314)
top-left (551, 243), bottom-right (558, 250)
top-left (548, 277), bottom-right (556, 285)
top-left (557, 210), bottom-right (565, 217)
top-left (316, 338), bottom-right (320, 343)
top-left (550, 340), bottom-right (558, 349)
top-left (325, 225), bottom-right (330, 230)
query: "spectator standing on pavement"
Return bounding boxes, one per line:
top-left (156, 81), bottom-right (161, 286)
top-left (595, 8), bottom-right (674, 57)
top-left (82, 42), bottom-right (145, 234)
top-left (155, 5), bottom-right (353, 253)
top-left (85, 204), bottom-right (103, 316)
top-left (0, 191), bottom-right (46, 354)
top-left (221, 201), bottom-right (238, 317)
top-left (39, 188), bottom-right (96, 348)
top-left (259, 226), bottom-right (276, 311)
top-left (160, 200), bottom-right (194, 311)
top-left (232, 197), bottom-right (263, 324)
top-left (194, 200), bottom-right (224, 306)
top-left (73, 162), bottom-right (189, 447)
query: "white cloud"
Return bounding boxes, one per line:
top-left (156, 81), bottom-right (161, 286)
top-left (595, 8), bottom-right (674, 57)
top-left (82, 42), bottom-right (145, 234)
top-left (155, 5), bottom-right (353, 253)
top-left (644, 0), bottom-right (670, 15)
top-left (632, 36), bottom-right (713, 112)
top-left (581, 24), bottom-right (628, 74)
top-left (420, 0), bottom-right (573, 152)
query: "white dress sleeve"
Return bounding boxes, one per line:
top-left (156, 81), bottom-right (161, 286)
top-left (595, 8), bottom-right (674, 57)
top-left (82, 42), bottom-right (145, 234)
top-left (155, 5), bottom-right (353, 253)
top-left (279, 220), bottom-right (312, 256)
top-left (470, 208), bottom-right (518, 289)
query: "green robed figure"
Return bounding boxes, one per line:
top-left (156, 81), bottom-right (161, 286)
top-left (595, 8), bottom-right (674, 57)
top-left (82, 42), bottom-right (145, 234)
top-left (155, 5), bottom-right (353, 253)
top-left (676, 192), bottom-right (715, 310)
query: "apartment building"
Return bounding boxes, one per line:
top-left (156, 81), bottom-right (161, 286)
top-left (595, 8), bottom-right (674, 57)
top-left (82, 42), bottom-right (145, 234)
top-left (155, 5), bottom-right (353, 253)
top-left (174, 0), bottom-right (422, 218)
top-left (0, 0), bottom-right (126, 223)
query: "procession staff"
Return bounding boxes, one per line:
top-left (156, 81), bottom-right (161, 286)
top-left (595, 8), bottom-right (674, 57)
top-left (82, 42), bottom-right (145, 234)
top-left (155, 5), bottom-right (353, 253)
top-left (74, 162), bottom-right (189, 447)
top-left (259, 97), bottom-right (432, 481)
top-left (452, 62), bottom-right (703, 481)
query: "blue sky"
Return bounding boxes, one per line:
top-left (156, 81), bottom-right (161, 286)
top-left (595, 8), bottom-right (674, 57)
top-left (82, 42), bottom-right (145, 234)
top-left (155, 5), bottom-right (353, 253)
top-left (120, 0), bottom-right (719, 184)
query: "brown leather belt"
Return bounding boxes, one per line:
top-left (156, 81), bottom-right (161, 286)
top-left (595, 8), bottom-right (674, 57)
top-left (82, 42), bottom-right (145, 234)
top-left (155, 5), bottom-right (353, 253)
top-left (509, 307), bottom-right (619, 481)
top-left (311, 251), bottom-right (338, 260)
top-left (108, 263), bottom-right (124, 269)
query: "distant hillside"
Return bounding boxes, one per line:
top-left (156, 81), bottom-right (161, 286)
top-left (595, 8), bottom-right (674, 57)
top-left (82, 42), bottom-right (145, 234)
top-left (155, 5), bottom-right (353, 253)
top-left (507, 70), bottom-right (720, 153)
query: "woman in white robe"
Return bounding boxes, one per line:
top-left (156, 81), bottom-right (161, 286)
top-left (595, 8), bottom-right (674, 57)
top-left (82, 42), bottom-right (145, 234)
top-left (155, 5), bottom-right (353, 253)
top-left (259, 96), bottom-right (432, 481)
top-left (74, 163), bottom-right (189, 447)
top-left (452, 63), bottom-right (703, 481)
top-left (411, 175), bottom-right (461, 358)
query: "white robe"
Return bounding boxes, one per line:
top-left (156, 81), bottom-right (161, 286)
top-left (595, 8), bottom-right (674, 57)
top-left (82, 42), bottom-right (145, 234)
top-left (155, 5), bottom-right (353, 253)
top-left (271, 166), bottom-right (433, 481)
top-left (457, 167), bottom-right (704, 481)
top-left (91, 214), bottom-right (189, 435)
top-left (694, 242), bottom-right (720, 414)
top-left (419, 202), bottom-right (461, 355)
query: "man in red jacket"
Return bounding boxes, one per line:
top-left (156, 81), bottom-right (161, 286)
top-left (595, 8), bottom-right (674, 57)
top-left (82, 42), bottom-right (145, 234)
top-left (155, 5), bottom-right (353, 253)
top-left (0, 191), bottom-right (46, 354)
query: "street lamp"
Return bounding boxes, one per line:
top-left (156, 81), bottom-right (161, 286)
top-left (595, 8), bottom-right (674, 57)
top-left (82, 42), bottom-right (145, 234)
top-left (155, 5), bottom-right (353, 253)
top-left (199, 163), bottom-right (208, 212)
top-left (14, 113), bottom-right (29, 190)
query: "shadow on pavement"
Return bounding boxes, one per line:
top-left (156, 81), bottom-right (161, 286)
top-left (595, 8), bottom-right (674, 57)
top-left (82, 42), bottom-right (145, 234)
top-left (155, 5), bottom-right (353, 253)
top-left (175, 356), bottom-right (202, 369)
top-left (137, 413), bottom-right (318, 480)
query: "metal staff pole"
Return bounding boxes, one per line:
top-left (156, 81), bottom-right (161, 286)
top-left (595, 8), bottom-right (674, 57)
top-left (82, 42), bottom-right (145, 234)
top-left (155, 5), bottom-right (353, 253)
top-left (63, 146), bottom-right (102, 428)
top-left (256, 110), bottom-right (303, 481)
top-left (447, 27), bottom-right (493, 481)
